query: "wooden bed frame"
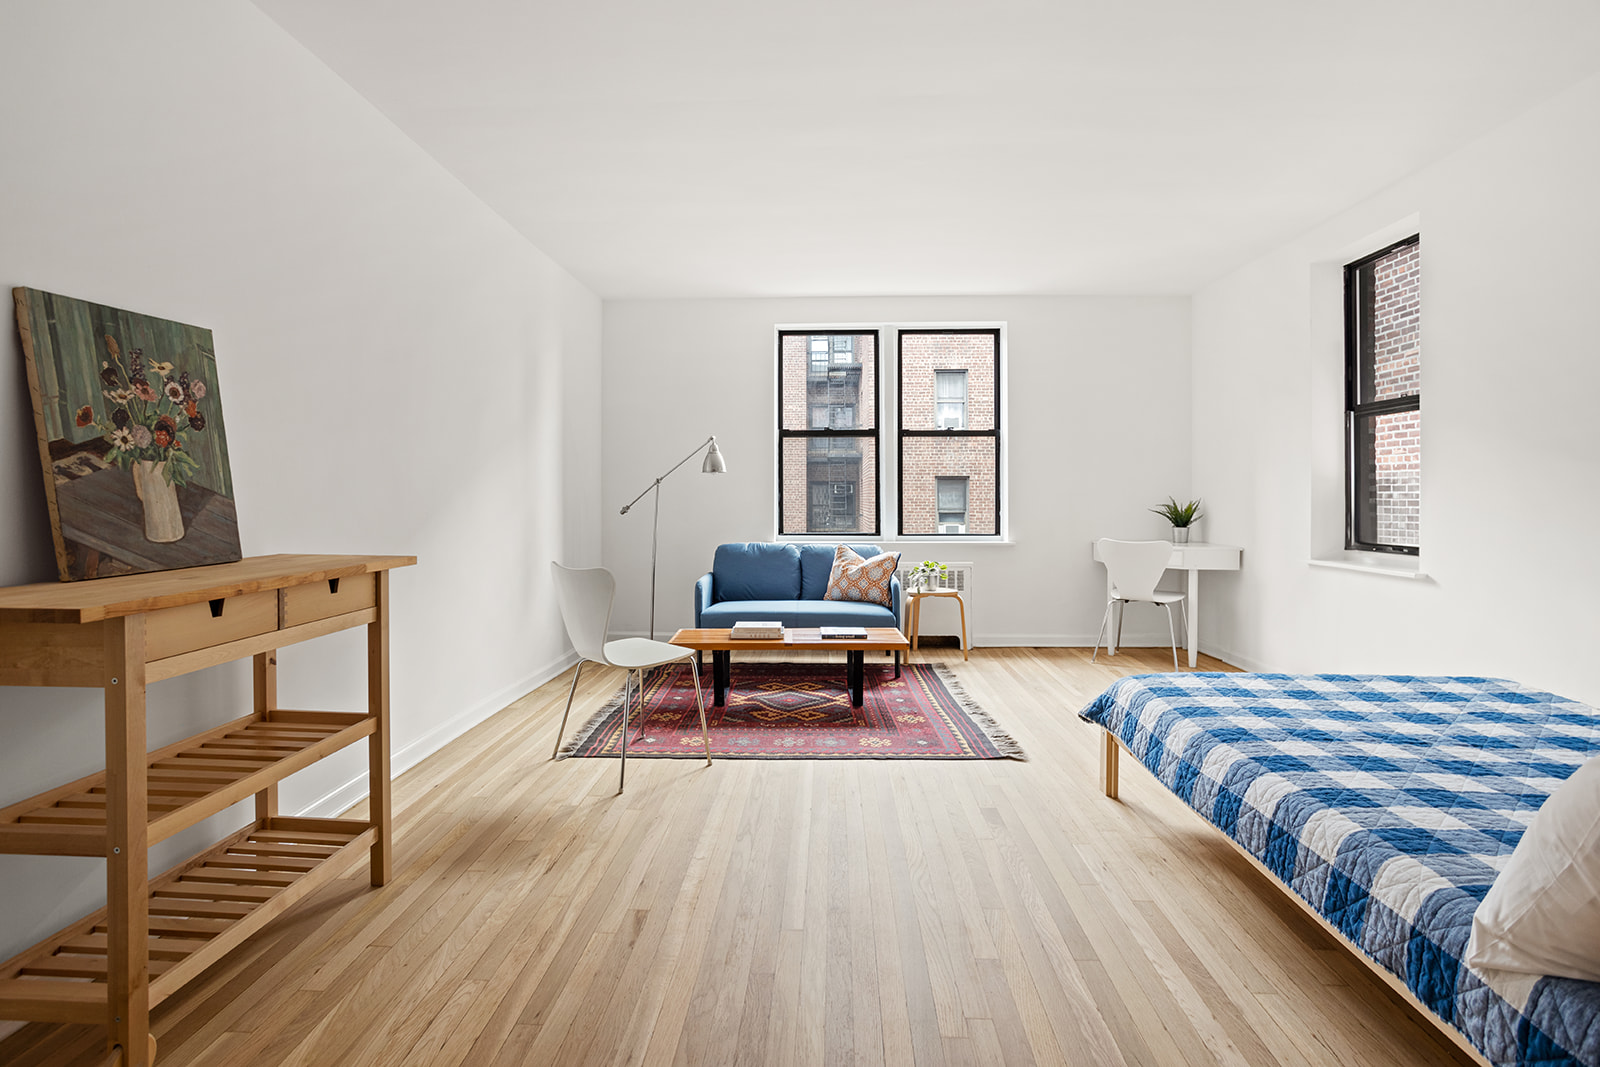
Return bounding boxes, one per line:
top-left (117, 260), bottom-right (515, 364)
top-left (1098, 728), bottom-right (1493, 1067)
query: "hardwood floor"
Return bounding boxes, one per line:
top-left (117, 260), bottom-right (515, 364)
top-left (1, 647), bottom-right (1474, 1066)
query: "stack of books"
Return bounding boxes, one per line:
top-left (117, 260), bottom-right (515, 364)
top-left (730, 620), bottom-right (784, 640)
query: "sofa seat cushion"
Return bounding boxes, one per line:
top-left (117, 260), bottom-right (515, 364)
top-left (700, 599), bottom-right (897, 630)
top-left (712, 543), bottom-right (802, 602)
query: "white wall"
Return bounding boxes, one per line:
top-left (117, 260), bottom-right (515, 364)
top-left (1192, 72), bottom-right (1600, 704)
top-left (602, 296), bottom-right (1191, 646)
top-left (0, 2), bottom-right (601, 961)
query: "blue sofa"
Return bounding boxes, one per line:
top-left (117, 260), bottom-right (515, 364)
top-left (694, 542), bottom-right (901, 630)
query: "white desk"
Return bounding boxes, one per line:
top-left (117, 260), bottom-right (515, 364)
top-left (1091, 540), bottom-right (1242, 668)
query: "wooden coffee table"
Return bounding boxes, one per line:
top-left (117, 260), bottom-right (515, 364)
top-left (669, 627), bottom-right (910, 708)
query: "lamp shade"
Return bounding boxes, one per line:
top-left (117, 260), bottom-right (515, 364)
top-left (701, 438), bottom-right (727, 474)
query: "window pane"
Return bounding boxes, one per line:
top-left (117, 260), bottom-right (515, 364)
top-left (780, 436), bottom-right (878, 535)
top-left (901, 437), bottom-right (996, 535)
top-left (781, 333), bottom-right (877, 431)
top-left (1353, 241), bottom-right (1421, 406)
top-left (1351, 410), bottom-right (1420, 548)
top-left (936, 476), bottom-right (967, 512)
top-left (901, 334), bottom-right (994, 431)
top-left (935, 370), bottom-right (966, 401)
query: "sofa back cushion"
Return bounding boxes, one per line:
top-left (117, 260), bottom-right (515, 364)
top-left (799, 543), bottom-right (882, 600)
top-left (713, 542), bottom-right (802, 602)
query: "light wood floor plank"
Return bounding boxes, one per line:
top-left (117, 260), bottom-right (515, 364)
top-left (0, 647), bottom-right (1479, 1066)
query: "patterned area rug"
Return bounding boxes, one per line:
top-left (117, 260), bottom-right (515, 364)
top-left (559, 662), bottom-right (1025, 760)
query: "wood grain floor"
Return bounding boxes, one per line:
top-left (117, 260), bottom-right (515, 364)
top-left (0, 646), bottom-right (1474, 1066)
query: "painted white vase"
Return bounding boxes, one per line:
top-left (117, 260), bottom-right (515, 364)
top-left (132, 459), bottom-right (185, 543)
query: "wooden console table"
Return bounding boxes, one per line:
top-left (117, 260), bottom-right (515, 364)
top-left (0, 553), bottom-right (415, 1066)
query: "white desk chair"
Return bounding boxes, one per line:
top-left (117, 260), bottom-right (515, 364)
top-left (550, 563), bottom-right (711, 792)
top-left (1091, 539), bottom-right (1188, 671)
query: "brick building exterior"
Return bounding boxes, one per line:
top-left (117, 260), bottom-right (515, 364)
top-left (778, 329), bottom-right (1001, 537)
top-left (1366, 242), bottom-right (1421, 547)
top-left (899, 332), bottom-right (998, 536)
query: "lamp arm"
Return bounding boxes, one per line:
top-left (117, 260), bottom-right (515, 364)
top-left (618, 435), bottom-right (716, 514)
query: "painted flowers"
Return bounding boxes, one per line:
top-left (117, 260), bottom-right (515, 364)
top-left (79, 333), bottom-right (210, 487)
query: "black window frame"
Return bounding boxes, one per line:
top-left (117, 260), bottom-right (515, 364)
top-left (1343, 234), bottom-right (1421, 556)
top-left (898, 328), bottom-right (1001, 538)
top-left (778, 329), bottom-right (881, 537)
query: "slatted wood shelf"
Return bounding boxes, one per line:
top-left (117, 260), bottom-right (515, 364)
top-left (0, 817), bottom-right (373, 1024)
top-left (0, 711), bottom-right (373, 857)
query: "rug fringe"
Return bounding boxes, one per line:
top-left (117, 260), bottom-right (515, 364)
top-left (554, 679), bottom-right (634, 760)
top-left (929, 662), bottom-right (1029, 760)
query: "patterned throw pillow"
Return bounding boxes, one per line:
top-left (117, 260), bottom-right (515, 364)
top-left (823, 545), bottom-right (900, 608)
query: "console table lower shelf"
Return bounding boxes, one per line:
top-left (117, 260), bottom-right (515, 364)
top-left (0, 816), bottom-right (372, 1023)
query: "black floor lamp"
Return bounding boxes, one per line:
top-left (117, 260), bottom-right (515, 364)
top-left (619, 435), bottom-right (727, 640)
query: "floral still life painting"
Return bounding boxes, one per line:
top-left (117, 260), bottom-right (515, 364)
top-left (14, 287), bottom-right (242, 581)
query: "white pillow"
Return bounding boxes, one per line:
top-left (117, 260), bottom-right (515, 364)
top-left (1465, 753), bottom-right (1600, 982)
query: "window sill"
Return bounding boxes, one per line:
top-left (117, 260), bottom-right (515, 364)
top-left (1307, 556), bottom-right (1429, 580)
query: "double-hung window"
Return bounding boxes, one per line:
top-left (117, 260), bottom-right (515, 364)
top-left (778, 331), bottom-right (880, 535)
top-left (1344, 235), bottom-right (1421, 553)
top-left (899, 329), bottom-right (1000, 536)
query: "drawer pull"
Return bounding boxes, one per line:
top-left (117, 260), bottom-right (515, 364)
top-left (209, 599), bottom-right (226, 618)
top-left (328, 578), bottom-right (340, 595)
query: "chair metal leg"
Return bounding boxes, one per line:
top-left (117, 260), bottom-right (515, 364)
top-left (1164, 603), bottom-right (1179, 671)
top-left (1091, 600), bottom-right (1114, 662)
top-left (1114, 598), bottom-right (1126, 651)
top-left (618, 669), bottom-right (632, 794)
top-left (552, 660), bottom-right (585, 759)
top-left (688, 657), bottom-right (712, 766)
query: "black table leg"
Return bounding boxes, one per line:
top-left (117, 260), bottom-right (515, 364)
top-left (894, 651), bottom-right (900, 679)
top-left (713, 650), bottom-right (728, 707)
top-left (848, 650), bottom-right (864, 707)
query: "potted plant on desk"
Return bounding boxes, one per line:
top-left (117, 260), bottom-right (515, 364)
top-left (1150, 497), bottom-right (1203, 544)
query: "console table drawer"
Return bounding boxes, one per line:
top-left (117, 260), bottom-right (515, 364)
top-left (280, 573), bottom-right (376, 628)
top-left (144, 591), bottom-right (280, 660)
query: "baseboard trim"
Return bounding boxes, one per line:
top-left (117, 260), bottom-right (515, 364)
top-left (292, 648), bottom-right (581, 820)
top-left (1189, 642), bottom-right (1274, 673)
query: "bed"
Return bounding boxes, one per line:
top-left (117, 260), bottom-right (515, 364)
top-left (1080, 672), bottom-right (1600, 1067)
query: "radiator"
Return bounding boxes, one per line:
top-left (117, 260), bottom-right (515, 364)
top-left (896, 561), bottom-right (973, 645)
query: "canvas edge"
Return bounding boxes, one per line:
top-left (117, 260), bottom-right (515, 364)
top-left (12, 287), bottom-right (73, 582)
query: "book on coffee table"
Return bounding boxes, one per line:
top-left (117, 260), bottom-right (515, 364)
top-left (730, 621), bottom-right (784, 639)
top-left (818, 626), bottom-right (869, 639)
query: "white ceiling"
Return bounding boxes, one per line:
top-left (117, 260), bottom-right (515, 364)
top-left (254, 1), bottom-right (1600, 299)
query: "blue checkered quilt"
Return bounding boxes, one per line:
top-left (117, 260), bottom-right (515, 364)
top-left (1079, 673), bottom-right (1600, 1067)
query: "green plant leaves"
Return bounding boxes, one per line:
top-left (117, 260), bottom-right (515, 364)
top-left (1149, 496), bottom-right (1203, 526)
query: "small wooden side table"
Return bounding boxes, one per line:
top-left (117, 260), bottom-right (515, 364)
top-left (906, 590), bottom-right (968, 660)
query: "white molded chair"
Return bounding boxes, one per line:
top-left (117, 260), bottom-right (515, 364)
top-left (1091, 539), bottom-right (1188, 671)
top-left (550, 563), bottom-right (711, 792)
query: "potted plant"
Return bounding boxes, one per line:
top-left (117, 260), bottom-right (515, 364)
top-left (905, 559), bottom-right (948, 593)
top-left (1149, 497), bottom-right (1203, 544)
